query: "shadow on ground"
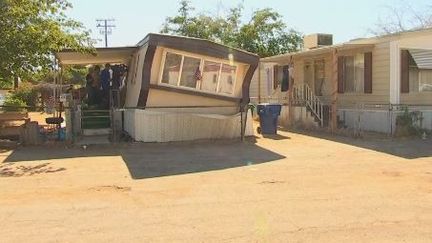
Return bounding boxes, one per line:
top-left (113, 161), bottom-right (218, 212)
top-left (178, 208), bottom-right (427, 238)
top-left (262, 134), bottom-right (291, 140)
top-left (286, 128), bottom-right (432, 159)
top-left (2, 139), bottom-right (286, 180)
top-left (0, 163), bottom-right (66, 177)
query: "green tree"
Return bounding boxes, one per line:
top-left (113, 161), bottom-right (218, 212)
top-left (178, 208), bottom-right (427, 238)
top-left (0, 0), bottom-right (93, 85)
top-left (161, 1), bottom-right (303, 57)
top-left (32, 65), bottom-right (87, 85)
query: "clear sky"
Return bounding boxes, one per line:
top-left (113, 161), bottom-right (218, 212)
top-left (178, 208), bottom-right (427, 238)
top-left (67, 0), bottom-right (430, 47)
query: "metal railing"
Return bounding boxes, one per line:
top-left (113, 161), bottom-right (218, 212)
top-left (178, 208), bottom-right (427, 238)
top-left (293, 84), bottom-right (325, 127)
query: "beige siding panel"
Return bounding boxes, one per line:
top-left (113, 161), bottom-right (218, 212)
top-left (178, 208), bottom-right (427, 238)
top-left (125, 45), bottom-right (148, 107)
top-left (249, 70), bottom-right (259, 101)
top-left (401, 93), bottom-right (432, 104)
top-left (250, 63), bottom-right (276, 103)
top-left (146, 89), bottom-right (238, 115)
top-left (339, 42), bottom-right (390, 106)
top-left (257, 43), bottom-right (392, 107)
top-left (289, 54), bottom-right (334, 98)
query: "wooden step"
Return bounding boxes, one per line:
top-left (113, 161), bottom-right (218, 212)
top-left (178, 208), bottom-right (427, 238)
top-left (82, 128), bottom-right (111, 136)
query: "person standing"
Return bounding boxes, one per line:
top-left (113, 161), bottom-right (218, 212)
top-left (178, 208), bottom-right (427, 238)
top-left (92, 65), bottom-right (101, 104)
top-left (100, 63), bottom-right (112, 106)
top-left (85, 67), bottom-right (95, 105)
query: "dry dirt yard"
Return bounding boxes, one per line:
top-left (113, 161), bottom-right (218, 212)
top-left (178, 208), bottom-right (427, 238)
top-left (1, 130), bottom-right (432, 242)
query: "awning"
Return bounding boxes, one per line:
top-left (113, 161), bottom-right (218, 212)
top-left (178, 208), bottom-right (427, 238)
top-left (55, 47), bottom-right (138, 65)
top-left (409, 49), bottom-right (432, 69)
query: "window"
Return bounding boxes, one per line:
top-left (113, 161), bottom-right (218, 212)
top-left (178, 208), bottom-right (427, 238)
top-left (201, 61), bottom-right (221, 92)
top-left (409, 59), bottom-right (419, 92)
top-left (162, 53), bottom-right (182, 86)
top-left (273, 65), bottom-right (290, 92)
top-left (419, 70), bottom-right (432, 92)
top-left (304, 61), bottom-right (313, 89)
top-left (343, 53), bottom-right (364, 93)
top-left (132, 54), bottom-right (140, 84)
top-left (314, 60), bottom-right (325, 95)
top-left (273, 66), bottom-right (283, 90)
top-left (219, 64), bottom-right (237, 94)
top-left (160, 51), bottom-right (238, 95)
top-left (180, 56), bottom-right (201, 88)
top-left (406, 50), bottom-right (432, 92)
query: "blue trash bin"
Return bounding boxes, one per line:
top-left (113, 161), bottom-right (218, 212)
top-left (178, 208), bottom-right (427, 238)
top-left (257, 104), bottom-right (282, 135)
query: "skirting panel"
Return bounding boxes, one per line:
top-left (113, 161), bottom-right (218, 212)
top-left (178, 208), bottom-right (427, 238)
top-left (124, 109), bottom-right (254, 142)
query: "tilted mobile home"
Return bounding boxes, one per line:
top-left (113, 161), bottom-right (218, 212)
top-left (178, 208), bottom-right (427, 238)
top-left (57, 34), bottom-right (259, 142)
top-left (251, 29), bottom-right (432, 134)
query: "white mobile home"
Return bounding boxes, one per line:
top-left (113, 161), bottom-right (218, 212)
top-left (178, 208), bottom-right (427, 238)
top-left (56, 34), bottom-right (259, 142)
top-left (251, 29), bottom-right (432, 134)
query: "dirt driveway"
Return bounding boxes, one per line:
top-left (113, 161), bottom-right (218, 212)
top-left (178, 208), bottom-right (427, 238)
top-left (1, 130), bottom-right (432, 242)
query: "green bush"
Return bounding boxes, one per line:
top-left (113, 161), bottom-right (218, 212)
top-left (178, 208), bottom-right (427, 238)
top-left (396, 107), bottom-right (425, 137)
top-left (9, 82), bottom-right (38, 109)
top-left (3, 96), bottom-right (27, 112)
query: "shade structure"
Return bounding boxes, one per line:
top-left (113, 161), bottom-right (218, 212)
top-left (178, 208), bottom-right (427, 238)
top-left (55, 47), bottom-right (137, 65)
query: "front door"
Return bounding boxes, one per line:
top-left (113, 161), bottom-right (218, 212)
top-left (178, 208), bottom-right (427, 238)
top-left (314, 60), bottom-right (325, 96)
top-left (304, 61), bottom-right (314, 90)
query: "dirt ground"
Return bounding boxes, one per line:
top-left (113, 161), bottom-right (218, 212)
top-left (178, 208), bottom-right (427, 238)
top-left (1, 129), bottom-right (432, 243)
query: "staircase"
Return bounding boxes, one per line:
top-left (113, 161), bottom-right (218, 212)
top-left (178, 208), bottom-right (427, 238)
top-left (292, 84), bottom-right (329, 127)
top-left (81, 110), bottom-right (111, 130)
top-left (78, 110), bottom-right (111, 144)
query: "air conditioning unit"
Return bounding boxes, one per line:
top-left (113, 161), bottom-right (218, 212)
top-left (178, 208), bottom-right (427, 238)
top-left (304, 34), bottom-right (333, 50)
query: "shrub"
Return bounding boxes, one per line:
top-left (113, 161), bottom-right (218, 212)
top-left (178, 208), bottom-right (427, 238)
top-left (3, 96), bottom-right (27, 112)
top-left (396, 107), bottom-right (425, 137)
top-left (9, 82), bottom-right (39, 109)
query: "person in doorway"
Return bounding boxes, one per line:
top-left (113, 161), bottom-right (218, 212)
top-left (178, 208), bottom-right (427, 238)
top-left (100, 63), bottom-right (112, 107)
top-left (92, 65), bottom-right (101, 104)
top-left (85, 67), bottom-right (95, 105)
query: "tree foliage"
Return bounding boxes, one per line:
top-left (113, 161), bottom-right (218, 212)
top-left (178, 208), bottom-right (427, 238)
top-left (8, 82), bottom-right (38, 107)
top-left (0, 0), bottom-right (93, 83)
top-left (161, 1), bottom-right (303, 57)
top-left (32, 65), bottom-right (88, 85)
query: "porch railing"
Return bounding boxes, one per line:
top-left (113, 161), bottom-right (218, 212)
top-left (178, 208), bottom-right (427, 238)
top-left (292, 84), bottom-right (325, 127)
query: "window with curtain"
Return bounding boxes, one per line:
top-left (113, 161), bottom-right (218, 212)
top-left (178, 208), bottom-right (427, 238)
top-left (201, 61), bottom-right (221, 92)
top-left (401, 49), bottom-right (432, 93)
top-left (179, 56), bottom-right (201, 88)
top-left (218, 64), bottom-right (237, 94)
top-left (161, 53), bottom-right (182, 86)
top-left (407, 49), bottom-right (432, 92)
top-left (409, 66), bottom-right (419, 93)
top-left (343, 53), bottom-right (364, 93)
top-left (160, 51), bottom-right (238, 95)
top-left (419, 70), bottom-right (432, 92)
top-left (314, 60), bottom-right (325, 95)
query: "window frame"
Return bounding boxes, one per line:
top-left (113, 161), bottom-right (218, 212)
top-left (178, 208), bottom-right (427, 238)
top-left (201, 60), bottom-right (222, 93)
top-left (158, 48), bottom-right (238, 96)
top-left (418, 69), bottom-right (432, 92)
top-left (131, 53), bottom-right (140, 84)
top-left (313, 59), bottom-right (326, 96)
top-left (342, 53), bottom-right (365, 94)
top-left (408, 55), bottom-right (432, 93)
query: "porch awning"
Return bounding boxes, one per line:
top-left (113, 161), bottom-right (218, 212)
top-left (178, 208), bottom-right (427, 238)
top-left (409, 49), bottom-right (432, 69)
top-left (55, 47), bottom-right (138, 65)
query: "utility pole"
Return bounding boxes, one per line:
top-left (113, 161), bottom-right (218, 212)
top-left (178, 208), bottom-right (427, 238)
top-left (96, 19), bottom-right (116, 47)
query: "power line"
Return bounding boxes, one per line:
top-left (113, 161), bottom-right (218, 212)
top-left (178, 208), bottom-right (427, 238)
top-left (96, 19), bottom-right (116, 47)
